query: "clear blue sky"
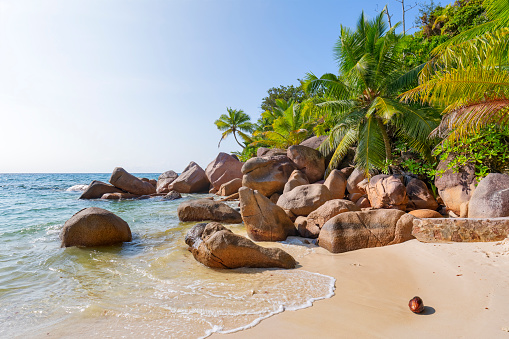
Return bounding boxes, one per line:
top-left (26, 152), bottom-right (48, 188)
top-left (0, 0), bottom-right (423, 173)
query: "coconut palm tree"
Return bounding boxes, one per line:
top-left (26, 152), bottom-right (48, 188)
top-left (251, 99), bottom-right (312, 149)
top-left (400, 0), bottom-right (509, 142)
top-left (214, 108), bottom-right (254, 148)
top-left (304, 11), bottom-right (440, 174)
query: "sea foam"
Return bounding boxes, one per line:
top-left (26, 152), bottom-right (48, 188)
top-left (66, 184), bottom-right (89, 192)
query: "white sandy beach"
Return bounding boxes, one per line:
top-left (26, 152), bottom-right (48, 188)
top-left (215, 239), bottom-right (509, 339)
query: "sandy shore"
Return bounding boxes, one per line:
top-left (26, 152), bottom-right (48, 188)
top-left (214, 239), bottom-right (509, 339)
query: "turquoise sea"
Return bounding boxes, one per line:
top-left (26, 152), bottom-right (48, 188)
top-left (0, 173), bottom-right (334, 338)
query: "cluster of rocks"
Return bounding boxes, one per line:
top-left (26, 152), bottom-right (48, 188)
top-left (62, 136), bottom-right (509, 270)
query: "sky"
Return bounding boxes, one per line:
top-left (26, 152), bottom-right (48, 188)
top-left (0, 0), bottom-right (422, 173)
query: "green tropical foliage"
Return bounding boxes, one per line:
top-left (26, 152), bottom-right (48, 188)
top-left (401, 0), bottom-right (509, 143)
top-left (433, 124), bottom-right (509, 181)
top-left (251, 99), bottom-right (312, 149)
top-left (214, 108), bottom-right (254, 148)
top-left (303, 11), bottom-right (440, 174)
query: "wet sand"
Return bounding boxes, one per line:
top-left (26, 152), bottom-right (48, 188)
top-left (216, 239), bottom-right (509, 338)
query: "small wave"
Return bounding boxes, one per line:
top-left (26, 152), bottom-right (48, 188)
top-left (66, 184), bottom-right (88, 192)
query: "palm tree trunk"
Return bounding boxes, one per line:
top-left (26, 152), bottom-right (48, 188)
top-left (233, 131), bottom-right (245, 149)
top-left (376, 117), bottom-right (392, 161)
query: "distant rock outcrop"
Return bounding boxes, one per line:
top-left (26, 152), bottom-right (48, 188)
top-left (156, 170), bottom-right (179, 194)
top-left (109, 167), bottom-right (156, 195)
top-left (79, 180), bottom-right (124, 199)
top-left (169, 162), bottom-right (210, 193)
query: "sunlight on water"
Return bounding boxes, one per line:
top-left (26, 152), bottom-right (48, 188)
top-left (0, 174), bottom-right (335, 338)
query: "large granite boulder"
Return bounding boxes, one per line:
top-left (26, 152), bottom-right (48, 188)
top-left (156, 170), bottom-right (179, 194)
top-left (366, 175), bottom-right (408, 210)
top-left (277, 184), bottom-right (333, 216)
top-left (109, 167), bottom-right (156, 195)
top-left (79, 180), bottom-right (124, 199)
top-left (307, 199), bottom-right (361, 230)
top-left (177, 199), bottom-right (242, 223)
top-left (217, 178), bottom-right (242, 196)
top-left (468, 173), bottom-right (509, 218)
top-left (205, 153), bottom-right (244, 191)
top-left (169, 162), bottom-right (210, 193)
top-left (239, 187), bottom-right (297, 241)
top-left (60, 207), bottom-right (132, 247)
top-left (324, 169), bottom-right (347, 199)
top-left (412, 217), bottom-right (509, 242)
top-left (435, 154), bottom-right (477, 215)
top-left (283, 169), bottom-right (309, 193)
top-left (406, 178), bottom-right (438, 211)
top-left (256, 147), bottom-right (287, 157)
top-left (185, 222), bottom-right (296, 269)
top-left (319, 209), bottom-right (415, 253)
top-left (346, 168), bottom-right (367, 195)
top-left (299, 135), bottom-right (327, 149)
top-left (242, 155), bottom-right (296, 197)
top-left (287, 145), bottom-right (325, 183)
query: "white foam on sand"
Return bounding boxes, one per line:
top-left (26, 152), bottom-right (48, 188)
top-left (66, 184), bottom-right (89, 192)
top-left (201, 271), bottom-right (336, 338)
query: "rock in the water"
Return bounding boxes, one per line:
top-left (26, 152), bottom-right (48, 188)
top-left (205, 152), bottom-right (244, 191)
top-left (319, 209), bottom-right (415, 253)
top-left (169, 162), bottom-right (210, 193)
top-left (101, 192), bottom-right (139, 200)
top-left (156, 170), bottom-right (179, 194)
top-left (277, 184), bottom-right (333, 216)
top-left (242, 155), bottom-right (296, 197)
top-left (185, 222), bottom-right (296, 269)
top-left (109, 167), bottom-right (156, 195)
top-left (346, 168), bottom-right (367, 195)
top-left (287, 145), bottom-right (325, 183)
top-left (79, 180), bottom-right (124, 199)
top-left (163, 190), bottom-right (182, 200)
top-left (60, 207), bottom-right (132, 247)
top-left (295, 216), bottom-right (320, 238)
top-left (283, 170), bottom-right (309, 193)
top-left (409, 209), bottom-right (442, 218)
top-left (468, 173), bottom-right (509, 218)
top-left (435, 154), bottom-right (477, 215)
top-left (324, 169), bottom-right (346, 199)
top-left (406, 178), bottom-right (438, 211)
top-left (307, 199), bottom-right (361, 230)
top-left (412, 217), bottom-right (509, 242)
top-left (366, 175), bottom-right (408, 210)
top-left (299, 135), bottom-right (327, 149)
top-left (217, 178), bottom-right (243, 196)
top-left (177, 199), bottom-right (242, 223)
top-left (239, 187), bottom-right (297, 241)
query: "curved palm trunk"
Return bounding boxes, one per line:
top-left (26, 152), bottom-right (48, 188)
top-left (376, 117), bottom-right (392, 161)
top-left (233, 131), bottom-right (245, 149)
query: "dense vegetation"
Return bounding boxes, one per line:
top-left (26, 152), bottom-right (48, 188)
top-left (214, 0), bottom-right (509, 182)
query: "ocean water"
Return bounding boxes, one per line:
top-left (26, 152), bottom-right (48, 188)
top-left (0, 173), bottom-right (335, 338)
